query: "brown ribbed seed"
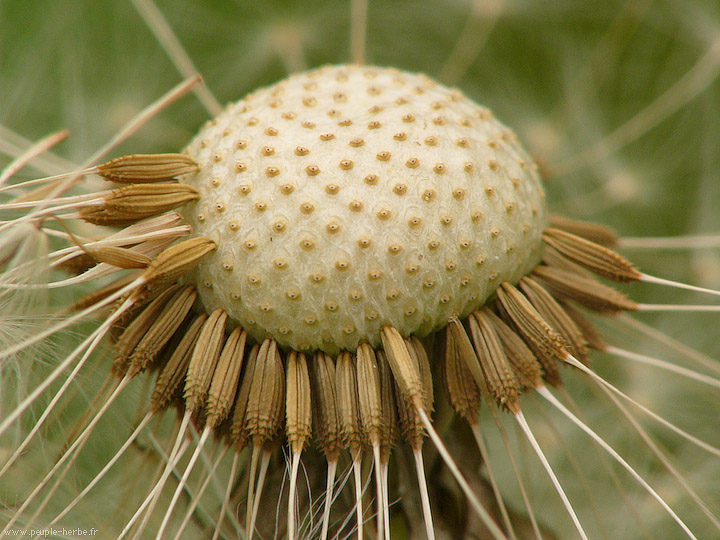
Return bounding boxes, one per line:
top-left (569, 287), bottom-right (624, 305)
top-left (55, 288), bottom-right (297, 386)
top-left (495, 282), bottom-right (565, 386)
top-left (231, 344), bottom-right (259, 450)
top-left (97, 153), bottom-right (199, 183)
top-left (129, 286), bottom-right (198, 375)
top-left (245, 339), bottom-right (285, 444)
top-left (312, 352), bottom-right (341, 461)
top-left (468, 311), bottom-right (521, 414)
top-left (478, 308), bottom-right (544, 390)
top-left (286, 351), bottom-right (312, 454)
top-left (69, 274), bottom-right (138, 312)
top-left (356, 343), bottom-right (383, 445)
top-left (206, 327), bottom-right (247, 428)
top-left (113, 285), bottom-right (181, 373)
top-left (375, 350), bottom-right (398, 463)
top-left (57, 251), bottom-right (97, 276)
top-left (131, 237), bottom-right (216, 303)
top-left (79, 183), bottom-right (199, 226)
top-left (380, 326), bottom-right (424, 412)
top-left (548, 214), bottom-right (618, 247)
top-left (542, 227), bottom-right (641, 283)
top-left (393, 380), bottom-right (427, 449)
top-left (184, 308), bottom-right (227, 412)
top-left (519, 276), bottom-right (590, 365)
top-left (150, 313), bottom-right (207, 413)
top-left (542, 243), bottom-right (593, 277)
top-left (393, 376), bottom-right (418, 447)
top-left (532, 265), bottom-right (638, 313)
top-left (405, 336), bottom-right (434, 414)
top-left (85, 245), bottom-right (152, 269)
top-left (558, 300), bottom-right (608, 351)
top-left (391, 338), bottom-right (435, 449)
top-left (443, 324), bottom-right (482, 422)
top-left (336, 351), bottom-right (364, 450)
top-left (446, 318), bottom-right (490, 399)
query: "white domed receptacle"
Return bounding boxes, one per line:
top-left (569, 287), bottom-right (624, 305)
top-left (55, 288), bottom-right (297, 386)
top-left (182, 64), bottom-right (547, 354)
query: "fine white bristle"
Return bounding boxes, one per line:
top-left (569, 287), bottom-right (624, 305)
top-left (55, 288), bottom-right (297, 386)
top-left (417, 408), bottom-right (508, 540)
top-left (537, 386), bottom-right (698, 540)
top-left (563, 354), bottom-right (720, 458)
top-left (320, 460), bottom-right (338, 540)
top-left (120, 411), bottom-right (192, 540)
top-left (154, 426), bottom-right (212, 540)
top-left (50, 413), bottom-right (154, 525)
top-left (0, 129), bottom-right (70, 187)
top-left (174, 445), bottom-right (229, 540)
top-left (514, 411), bottom-right (589, 540)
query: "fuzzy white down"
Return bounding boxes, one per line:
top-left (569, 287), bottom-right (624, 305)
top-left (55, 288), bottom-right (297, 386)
top-left (182, 65), bottom-right (547, 354)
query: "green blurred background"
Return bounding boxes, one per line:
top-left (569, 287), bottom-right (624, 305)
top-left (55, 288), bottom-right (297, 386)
top-left (1, 1), bottom-right (718, 538)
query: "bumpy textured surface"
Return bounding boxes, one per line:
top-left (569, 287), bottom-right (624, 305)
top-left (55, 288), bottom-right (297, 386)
top-left (182, 65), bottom-right (547, 354)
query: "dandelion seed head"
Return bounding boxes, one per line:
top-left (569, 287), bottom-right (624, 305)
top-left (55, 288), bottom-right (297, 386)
top-left (2, 3), bottom-right (719, 539)
top-left (183, 65), bottom-right (547, 353)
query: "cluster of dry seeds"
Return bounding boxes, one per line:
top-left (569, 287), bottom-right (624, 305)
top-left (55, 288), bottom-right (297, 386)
top-left (3, 65), bottom-right (663, 539)
top-left (94, 175), bottom-right (641, 538)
